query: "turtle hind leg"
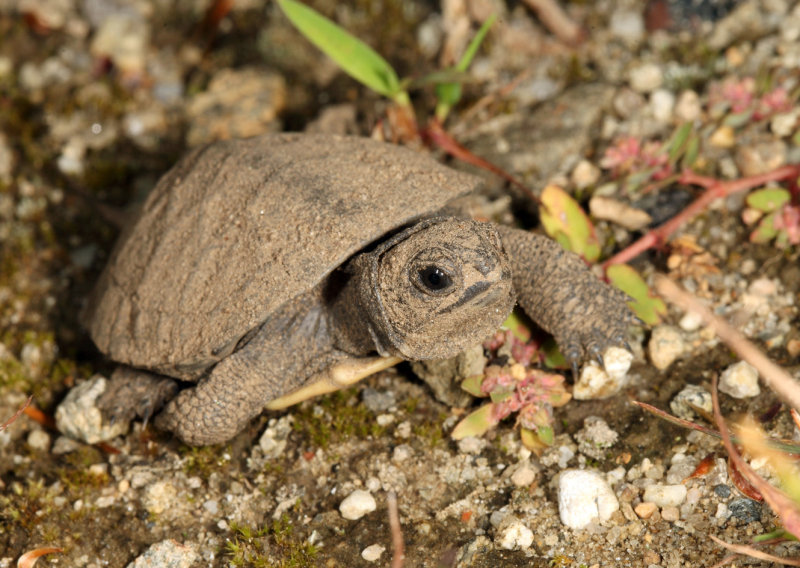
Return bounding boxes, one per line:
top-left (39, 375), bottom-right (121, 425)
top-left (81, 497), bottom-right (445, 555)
top-left (98, 367), bottom-right (178, 427)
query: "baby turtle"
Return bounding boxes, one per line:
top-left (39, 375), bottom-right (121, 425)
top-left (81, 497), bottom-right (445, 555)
top-left (85, 133), bottom-right (637, 445)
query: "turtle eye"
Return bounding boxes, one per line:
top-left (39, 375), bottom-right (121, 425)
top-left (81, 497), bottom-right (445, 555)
top-left (418, 265), bottom-right (452, 292)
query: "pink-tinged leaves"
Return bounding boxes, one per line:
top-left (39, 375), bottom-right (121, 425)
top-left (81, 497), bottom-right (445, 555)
top-left (539, 184), bottom-right (601, 262)
top-left (451, 403), bottom-right (498, 440)
top-left (606, 263), bottom-right (666, 325)
top-left (745, 188), bottom-right (799, 247)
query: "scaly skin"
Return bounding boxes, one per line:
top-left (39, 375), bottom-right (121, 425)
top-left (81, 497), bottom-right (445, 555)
top-left (496, 225), bottom-right (637, 374)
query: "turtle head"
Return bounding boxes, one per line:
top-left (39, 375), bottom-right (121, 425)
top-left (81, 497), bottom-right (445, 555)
top-left (361, 217), bottom-right (515, 360)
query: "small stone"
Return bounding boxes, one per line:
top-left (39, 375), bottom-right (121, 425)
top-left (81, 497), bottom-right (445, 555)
top-left (575, 416), bottom-right (618, 460)
top-left (142, 481), bottom-right (177, 515)
top-left (609, 9), bottom-right (645, 43)
top-left (660, 506), bottom-right (680, 521)
top-left (736, 140), bottom-right (787, 177)
top-left (125, 540), bottom-right (198, 568)
top-left (361, 388), bottom-right (396, 413)
top-left (709, 125), bottom-right (736, 148)
top-left (719, 361), bottom-right (760, 398)
top-left (674, 90), bottom-right (701, 122)
top-left (629, 63), bottom-right (663, 93)
top-left (771, 110), bottom-right (800, 138)
top-left (361, 544), bottom-right (385, 562)
top-left (571, 159), bottom-right (601, 189)
top-left (91, 14), bottom-right (150, 76)
top-left (588, 196), bottom-right (652, 231)
top-left (650, 89), bottom-right (675, 124)
top-left (55, 376), bottom-right (129, 444)
top-left (642, 484), bottom-right (687, 507)
top-left (678, 311), bottom-right (704, 332)
top-left (392, 444), bottom-right (412, 462)
top-left (634, 501), bottom-right (657, 519)
top-left (670, 384), bottom-right (712, 420)
top-left (258, 415), bottom-right (293, 459)
top-left (728, 498), bottom-right (762, 523)
top-left (713, 484), bottom-right (731, 498)
top-left (494, 516), bottom-right (534, 550)
top-left (339, 490), bottom-right (376, 521)
top-left (558, 469), bottom-right (620, 529)
top-left (510, 464), bottom-right (537, 487)
top-left (27, 429), bottom-right (51, 452)
top-left (203, 500), bottom-right (219, 515)
top-left (573, 347), bottom-right (633, 400)
top-left (648, 326), bottom-right (686, 370)
top-left (457, 436), bottom-right (487, 455)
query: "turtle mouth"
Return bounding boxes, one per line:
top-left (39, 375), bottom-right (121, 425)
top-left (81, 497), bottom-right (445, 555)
top-left (438, 280), bottom-right (502, 314)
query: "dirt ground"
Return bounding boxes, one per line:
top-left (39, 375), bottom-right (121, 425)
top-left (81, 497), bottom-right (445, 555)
top-left (1, 0), bottom-right (800, 566)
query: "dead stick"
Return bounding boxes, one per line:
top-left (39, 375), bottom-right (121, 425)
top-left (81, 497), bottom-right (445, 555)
top-left (387, 491), bottom-right (404, 568)
top-left (654, 274), bottom-right (800, 411)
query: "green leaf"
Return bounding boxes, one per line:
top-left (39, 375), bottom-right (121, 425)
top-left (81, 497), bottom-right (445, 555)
top-left (435, 14), bottom-right (495, 121)
top-left (277, 0), bottom-right (404, 101)
top-left (460, 374), bottom-right (486, 397)
top-left (665, 123), bottom-right (693, 164)
top-left (541, 337), bottom-right (567, 369)
top-left (606, 263), bottom-right (666, 325)
top-left (451, 403), bottom-right (497, 440)
top-left (520, 427), bottom-right (548, 452)
top-left (750, 211), bottom-right (780, 243)
top-left (746, 188), bottom-right (790, 213)
top-left (489, 388), bottom-right (514, 404)
top-left (539, 184), bottom-right (601, 262)
top-left (681, 134), bottom-right (700, 169)
top-left (536, 425), bottom-right (554, 446)
top-left (501, 309), bottom-right (532, 342)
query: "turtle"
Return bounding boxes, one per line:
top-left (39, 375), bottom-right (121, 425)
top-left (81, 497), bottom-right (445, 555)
top-left (84, 133), bottom-right (638, 446)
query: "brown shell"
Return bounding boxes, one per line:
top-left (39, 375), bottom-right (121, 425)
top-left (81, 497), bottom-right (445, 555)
top-left (86, 134), bottom-right (480, 377)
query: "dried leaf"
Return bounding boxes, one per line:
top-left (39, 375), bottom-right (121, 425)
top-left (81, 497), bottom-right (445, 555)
top-left (683, 453), bottom-right (716, 482)
top-left (17, 548), bottom-right (63, 568)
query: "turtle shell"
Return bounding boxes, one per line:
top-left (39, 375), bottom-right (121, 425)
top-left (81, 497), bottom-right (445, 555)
top-left (86, 133), bottom-right (481, 378)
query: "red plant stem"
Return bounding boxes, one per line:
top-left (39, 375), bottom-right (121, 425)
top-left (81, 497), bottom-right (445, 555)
top-left (424, 119), bottom-right (541, 206)
top-left (603, 164), bottom-right (800, 269)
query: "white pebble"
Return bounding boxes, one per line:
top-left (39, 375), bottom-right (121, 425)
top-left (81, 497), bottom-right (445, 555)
top-left (27, 429), bottom-right (51, 452)
top-left (674, 90), bottom-right (701, 122)
top-left (629, 63), bottom-right (663, 93)
top-left (361, 544), bottom-right (385, 562)
top-left (642, 484), bottom-right (687, 507)
top-left (609, 9), bottom-right (645, 43)
top-left (495, 516), bottom-right (534, 550)
top-left (670, 384), bottom-right (712, 420)
top-left (650, 89), bottom-right (675, 124)
top-left (55, 375), bottom-right (130, 444)
top-left (573, 347), bottom-right (632, 400)
top-left (339, 490), bottom-right (376, 520)
top-left (558, 469), bottom-right (619, 529)
top-left (571, 159), bottom-right (601, 189)
top-left (678, 311), bottom-right (704, 332)
top-left (719, 361), bottom-right (760, 398)
top-left (648, 326), bottom-right (686, 370)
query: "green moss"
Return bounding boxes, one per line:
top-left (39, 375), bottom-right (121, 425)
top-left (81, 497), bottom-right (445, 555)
top-left (224, 515), bottom-right (318, 567)
top-left (180, 444), bottom-right (232, 479)
top-left (292, 388), bottom-right (385, 448)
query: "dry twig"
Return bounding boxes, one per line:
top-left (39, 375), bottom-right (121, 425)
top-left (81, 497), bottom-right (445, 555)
top-left (387, 491), bottom-right (405, 568)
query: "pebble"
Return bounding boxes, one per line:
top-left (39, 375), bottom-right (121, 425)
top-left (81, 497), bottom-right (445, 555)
top-left (361, 544), bottom-right (385, 562)
top-left (648, 326), bottom-right (686, 370)
top-left (575, 416), bottom-right (618, 460)
top-left (674, 90), bottom-right (702, 122)
top-left (719, 361), bottom-right (760, 398)
top-left (124, 540), bottom-right (198, 568)
top-left (55, 376), bottom-right (130, 444)
top-left (457, 436), bottom-right (487, 455)
top-left (27, 429), bottom-right (51, 452)
top-left (510, 463), bottom-right (537, 487)
top-left (670, 384), bottom-right (712, 420)
top-left (339, 489), bottom-right (376, 521)
top-left (494, 516), bottom-right (534, 550)
top-left (361, 387), bottom-right (396, 413)
top-left (142, 481), bottom-right (177, 515)
top-left (728, 498), bottom-right (762, 523)
top-left (736, 140), bottom-right (787, 177)
top-left (609, 9), bottom-right (645, 44)
top-left (771, 109), bottom-right (800, 137)
top-left (650, 89), bottom-right (675, 124)
top-left (642, 484), bottom-right (687, 507)
top-left (709, 125), bottom-right (736, 148)
top-left (660, 506), bottom-right (680, 521)
top-left (573, 347), bottom-right (633, 400)
top-left (634, 502), bottom-right (657, 519)
top-left (588, 196), bottom-right (652, 230)
top-left (571, 159), bottom-right (601, 189)
top-left (90, 14), bottom-right (150, 75)
top-left (678, 311), bottom-right (704, 332)
top-left (558, 469), bottom-right (619, 529)
top-left (257, 415), bottom-right (293, 460)
top-left (629, 63), bottom-right (663, 93)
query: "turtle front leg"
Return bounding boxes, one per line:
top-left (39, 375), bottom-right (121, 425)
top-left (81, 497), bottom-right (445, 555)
top-left (495, 225), bottom-right (639, 374)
